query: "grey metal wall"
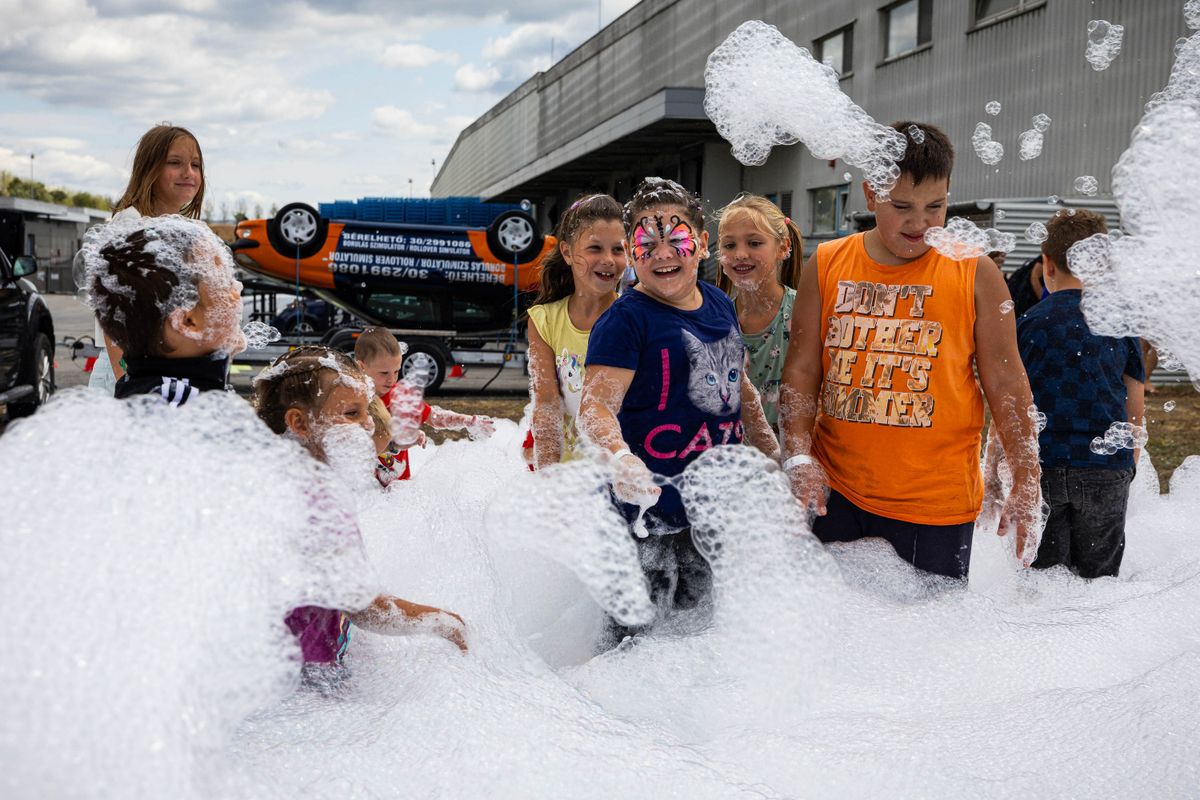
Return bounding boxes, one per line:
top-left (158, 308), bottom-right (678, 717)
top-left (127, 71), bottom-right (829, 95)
top-left (435, 0), bottom-right (1190, 234)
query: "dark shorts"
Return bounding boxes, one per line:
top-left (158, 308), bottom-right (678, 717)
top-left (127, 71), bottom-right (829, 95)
top-left (1033, 466), bottom-right (1133, 579)
top-left (601, 528), bottom-right (712, 648)
top-left (812, 490), bottom-right (975, 580)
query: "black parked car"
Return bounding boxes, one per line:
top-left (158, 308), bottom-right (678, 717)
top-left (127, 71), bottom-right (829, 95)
top-left (0, 250), bottom-right (55, 421)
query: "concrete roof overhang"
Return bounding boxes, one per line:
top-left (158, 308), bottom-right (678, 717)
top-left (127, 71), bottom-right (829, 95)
top-left (480, 87), bottom-right (722, 202)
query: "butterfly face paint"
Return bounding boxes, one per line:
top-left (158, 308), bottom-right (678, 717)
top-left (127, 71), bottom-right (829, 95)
top-left (631, 214), bottom-right (697, 262)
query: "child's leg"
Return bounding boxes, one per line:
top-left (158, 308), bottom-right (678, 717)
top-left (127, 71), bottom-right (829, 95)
top-left (1031, 466), bottom-right (1072, 571)
top-left (1067, 467), bottom-right (1133, 579)
top-left (872, 520), bottom-right (974, 580)
top-left (671, 529), bottom-right (712, 610)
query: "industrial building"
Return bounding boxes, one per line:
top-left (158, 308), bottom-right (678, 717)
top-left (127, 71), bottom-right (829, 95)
top-left (0, 198), bottom-right (109, 293)
top-left (433, 0), bottom-right (1189, 263)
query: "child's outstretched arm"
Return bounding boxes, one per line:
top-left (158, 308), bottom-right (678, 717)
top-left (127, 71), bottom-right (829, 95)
top-left (779, 253), bottom-right (830, 515)
top-left (348, 594), bottom-right (467, 652)
top-left (974, 257), bottom-right (1042, 566)
top-left (579, 364), bottom-right (661, 504)
top-left (740, 369), bottom-right (781, 461)
top-left (426, 406), bottom-right (495, 438)
top-left (526, 318), bottom-right (564, 467)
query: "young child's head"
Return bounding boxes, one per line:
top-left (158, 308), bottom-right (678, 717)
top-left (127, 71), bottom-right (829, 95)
top-left (1041, 208), bottom-right (1108, 289)
top-left (116, 125), bottom-right (205, 219)
top-left (716, 193), bottom-right (804, 295)
top-left (253, 346), bottom-right (374, 460)
top-left (533, 193), bottom-right (624, 306)
top-left (866, 121), bottom-right (954, 263)
top-left (83, 215), bottom-right (244, 360)
top-left (354, 327), bottom-right (404, 397)
top-left (623, 178), bottom-right (708, 307)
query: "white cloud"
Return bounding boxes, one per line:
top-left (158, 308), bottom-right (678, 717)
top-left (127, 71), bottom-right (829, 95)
top-left (454, 63), bottom-right (501, 93)
top-left (371, 106), bottom-right (438, 138)
top-left (381, 42), bottom-right (459, 68)
top-left (0, 145), bottom-right (125, 194)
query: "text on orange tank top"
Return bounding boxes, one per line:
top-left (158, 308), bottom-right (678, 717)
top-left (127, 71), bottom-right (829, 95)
top-left (811, 233), bottom-right (984, 525)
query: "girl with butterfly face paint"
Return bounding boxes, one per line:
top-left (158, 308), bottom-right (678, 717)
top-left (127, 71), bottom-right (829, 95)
top-left (578, 178), bottom-right (779, 647)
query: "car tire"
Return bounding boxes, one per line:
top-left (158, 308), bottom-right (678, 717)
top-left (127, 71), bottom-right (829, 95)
top-left (267, 203), bottom-right (327, 260)
top-left (10, 333), bottom-right (54, 418)
top-left (486, 210), bottom-right (543, 263)
top-left (276, 314), bottom-right (321, 335)
top-left (402, 343), bottom-right (447, 393)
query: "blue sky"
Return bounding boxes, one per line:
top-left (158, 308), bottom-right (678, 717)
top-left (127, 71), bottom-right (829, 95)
top-left (0, 0), bottom-right (639, 218)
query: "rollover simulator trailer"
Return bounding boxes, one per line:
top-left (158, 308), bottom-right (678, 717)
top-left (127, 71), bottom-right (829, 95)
top-left (229, 198), bottom-right (554, 391)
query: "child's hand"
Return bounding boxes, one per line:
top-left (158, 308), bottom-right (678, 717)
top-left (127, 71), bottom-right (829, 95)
top-left (612, 453), bottom-right (661, 505)
top-left (438, 610), bottom-right (468, 653)
top-left (998, 473), bottom-right (1042, 568)
top-left (466, 415), bottom-right (495, 440)
top-left (783, 455), bottom-right (829, 517)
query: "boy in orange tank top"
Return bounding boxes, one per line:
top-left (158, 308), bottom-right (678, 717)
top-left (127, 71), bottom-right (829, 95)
top-left (779, 121), bottom-right (1042, 580)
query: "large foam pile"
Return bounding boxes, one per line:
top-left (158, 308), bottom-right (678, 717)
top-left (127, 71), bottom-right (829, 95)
top-left (0, 388), bottom-right (1199, 797)
top-left (0, 390), bottom-right (377, 799)
top-left (704, 21), bottom-right (907, 195)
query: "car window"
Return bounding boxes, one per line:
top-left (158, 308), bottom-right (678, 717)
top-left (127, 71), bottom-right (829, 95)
top-left (363, 292), bottom-right (440, 326)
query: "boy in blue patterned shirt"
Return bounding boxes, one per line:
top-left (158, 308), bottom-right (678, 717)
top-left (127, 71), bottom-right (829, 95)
top-left (1016, 209), bottom-right (1145, 578)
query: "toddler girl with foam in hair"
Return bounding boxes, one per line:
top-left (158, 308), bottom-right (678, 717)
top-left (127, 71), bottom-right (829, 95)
top-left (253, 346), bottom-right (468, 665)
top-left (579, 178), bottom-right (778, 641)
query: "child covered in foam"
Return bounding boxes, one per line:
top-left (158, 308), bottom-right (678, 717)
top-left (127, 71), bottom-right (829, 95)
top-left (354, 327), bottom-right (495, 486)
top-left (253, 346), bottom-right (469, 662)
top-left (578, 177), bottom-right (778, 642)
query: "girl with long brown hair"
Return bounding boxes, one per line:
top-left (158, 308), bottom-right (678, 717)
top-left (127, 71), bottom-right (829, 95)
top-left (90, 125), bottom-right (207, 393)
top-left (523, 193), bottom-right (624, 468)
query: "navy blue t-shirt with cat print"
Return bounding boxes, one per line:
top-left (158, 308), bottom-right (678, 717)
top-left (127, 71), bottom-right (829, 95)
top-left (587, 280), bottom-right (744, 532)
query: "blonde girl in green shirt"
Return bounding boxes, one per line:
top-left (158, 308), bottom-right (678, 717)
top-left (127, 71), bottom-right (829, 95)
top-left (525, 194), bottom-right (625, 468)
top-left (716, 194), bottom-right (804, 430)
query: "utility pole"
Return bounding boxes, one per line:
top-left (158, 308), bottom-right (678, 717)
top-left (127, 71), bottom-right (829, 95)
top-left (29, 153), bottom-right (34, 183)
top-left (408, 178), bottom-right (413, 198)
top-left (598, 0), bottom-right (602, 31)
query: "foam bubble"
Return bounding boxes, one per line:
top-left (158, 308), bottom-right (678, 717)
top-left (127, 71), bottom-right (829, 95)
top-left (243, 320), bottom-right (282, 350)
top-left (985, 100), bottom-right (1002, 115)
top-left (704, 20), bottom-right (906, 196)
top-left (972, 122), bottom-right (1005, 165)
top-left (1074, 175), bottom-right (1100, 196)
top-left (1019, 129), bottom-right (1045, 160)
top-left (995, 209), bottom-right (1007, 221)
top-left (1090, 420), bottom-right (1149, 455)
top-left (1025, 221), bottom-right (1049, 244)
top-left (1086, 20), bottom-right (1125, 71)
top-left (1000, 299), bottom-right (1015, 315)
top-left (924, 217), bottom-right (1012, 260)
top-left (1164, 400), bottom-right (1178, 412)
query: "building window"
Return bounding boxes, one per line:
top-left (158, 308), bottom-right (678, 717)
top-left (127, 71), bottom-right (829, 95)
top-left (816, 25), bottom-right (854, 76)
top-left (882, 0), bottom-right (932, 61)
top-left (973, 0), bottom-right (1045, 27)
top-left (811, 185), bottom-right (850, 235)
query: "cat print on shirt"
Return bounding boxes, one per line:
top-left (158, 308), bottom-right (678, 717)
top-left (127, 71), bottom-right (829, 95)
top-left (556, 348), bottom-right (584, 417)
top-left (682, 327), bottom-right (743, 416)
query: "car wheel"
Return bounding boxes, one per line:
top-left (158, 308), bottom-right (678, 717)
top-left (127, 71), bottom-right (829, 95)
top-left (267, 203), bottom-right (327, 260)
top-left (277, 314), bottom-right (320, 335)
top-left (486, 210), bottom-right (543, 263)
top-left (10, 333), bottom-right (54, 418)
top-left (402, 344), bottom-right (446, 393)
